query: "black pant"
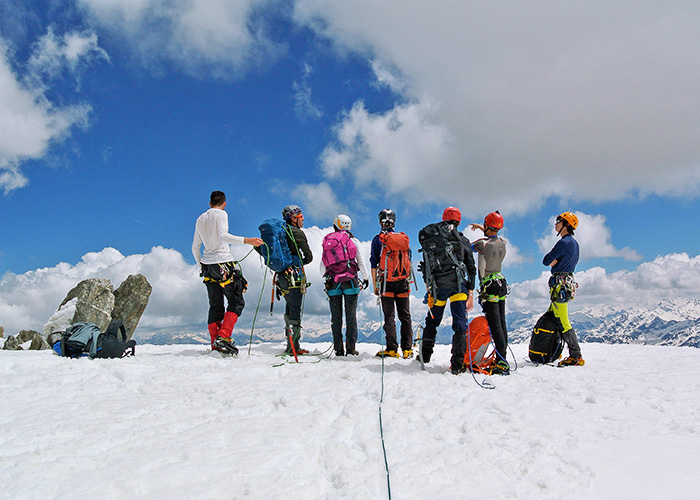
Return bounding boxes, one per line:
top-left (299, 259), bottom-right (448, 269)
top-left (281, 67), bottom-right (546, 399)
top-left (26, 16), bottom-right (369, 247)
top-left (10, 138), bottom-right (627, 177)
top-left (421, 287), bottom-right (468, 370)
top-left (329, 282), bottom-right (359, 353)
top-left (202, 262), bottom-right (245, 325)
top-left (277, 272), bottom-right (304, 324)
top-left (482, 300), bottom-right (507, 361)
top-left (379, 280), bottom-right (412, 352)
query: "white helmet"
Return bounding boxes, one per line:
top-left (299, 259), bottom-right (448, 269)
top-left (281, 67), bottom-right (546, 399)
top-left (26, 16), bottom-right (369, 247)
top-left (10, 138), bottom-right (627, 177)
top-left (333, 214), bottom-right (352, 231)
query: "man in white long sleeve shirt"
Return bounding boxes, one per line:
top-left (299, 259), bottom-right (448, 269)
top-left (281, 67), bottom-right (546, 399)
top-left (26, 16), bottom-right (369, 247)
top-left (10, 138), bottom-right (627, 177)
top-left (192, 191), bottom-right (262, 353)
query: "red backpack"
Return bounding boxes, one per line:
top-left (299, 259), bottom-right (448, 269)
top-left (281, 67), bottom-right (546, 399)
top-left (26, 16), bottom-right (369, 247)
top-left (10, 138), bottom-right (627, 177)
top-left (464, 316), bottom-right (496, 373)
top-left (378, 232), bottom-right (411, 282)
top-left (322, 231), bottom-right (359, 283)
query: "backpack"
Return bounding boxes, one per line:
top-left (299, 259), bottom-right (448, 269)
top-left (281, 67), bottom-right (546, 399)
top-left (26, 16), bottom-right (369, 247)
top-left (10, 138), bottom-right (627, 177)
top-left (378, 232), bottom-right (411, 283)
top-left (528, 310), bottom-right (564, 364)
top-left (322, 231), bottom-right (358, 283)
top-left (52, 320), bottom-right (136, 359)
top-left (256, 219), bottom-right (301, 272)
top-left (463, 316), bottom-right (496, 373)
top-left (418, 222), bottom-right (466, 291)
top-left (94, 319), bottom-right (136, 359)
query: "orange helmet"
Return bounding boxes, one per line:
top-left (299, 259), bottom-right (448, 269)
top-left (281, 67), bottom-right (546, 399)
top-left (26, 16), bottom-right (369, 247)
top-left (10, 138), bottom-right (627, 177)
top-left (484, 211), bottom-right (504, 230)
top-left (442, 206), bottom-right (462, 224)
top-left (557, 211), bottom-right (578, 229)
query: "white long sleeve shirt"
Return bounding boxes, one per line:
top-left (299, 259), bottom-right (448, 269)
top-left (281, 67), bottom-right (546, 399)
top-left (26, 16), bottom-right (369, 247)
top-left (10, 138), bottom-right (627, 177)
top-left (192, 208), bottom-right (246, 265)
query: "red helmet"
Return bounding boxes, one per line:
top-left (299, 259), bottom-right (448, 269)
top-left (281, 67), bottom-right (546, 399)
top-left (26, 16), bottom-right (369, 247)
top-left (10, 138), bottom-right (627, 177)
top-left (484, 211), bottom-right (504, 230)
top-left (442, 206), bottom-right (461, 224)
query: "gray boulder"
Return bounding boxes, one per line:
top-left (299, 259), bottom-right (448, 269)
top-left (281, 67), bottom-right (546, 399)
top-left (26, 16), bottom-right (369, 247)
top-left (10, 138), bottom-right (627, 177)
top-left (2, 335), bottom-right (20, 350)
top-left (18, 330), bottom-right (50, 350)
top-left (112, 274), bottom-right (152, 341)
top-left (59, 278), bottom-right (115, 332)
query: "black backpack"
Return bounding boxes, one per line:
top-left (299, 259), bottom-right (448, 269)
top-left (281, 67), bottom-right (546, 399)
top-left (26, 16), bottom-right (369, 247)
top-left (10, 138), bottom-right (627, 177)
top-left (95, 319), bottom-right (136, 359)
top-left (528, 310), bottom-right (564, 364)
top-left (418, 222), bottom-right (467, 293)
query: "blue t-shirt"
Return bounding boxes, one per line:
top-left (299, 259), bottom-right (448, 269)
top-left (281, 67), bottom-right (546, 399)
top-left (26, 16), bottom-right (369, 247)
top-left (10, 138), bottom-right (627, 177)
top-left (543, 234), bottom-right (579, 274)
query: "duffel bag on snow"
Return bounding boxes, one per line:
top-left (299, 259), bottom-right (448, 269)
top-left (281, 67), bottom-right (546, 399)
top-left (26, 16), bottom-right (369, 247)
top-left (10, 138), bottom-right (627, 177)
top-left (528, 310), bottom-right (564, 364)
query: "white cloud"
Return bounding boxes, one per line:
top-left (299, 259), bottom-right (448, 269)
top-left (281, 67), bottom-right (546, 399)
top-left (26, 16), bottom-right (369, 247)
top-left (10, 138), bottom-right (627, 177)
top-left (292, 62), bottom-right (322, 119)
top-left (537, 212), bottom-right (642, 262)
top-left (510, 253), bottom-right (700, 313)
top-left (77, 0), bottom-right (287, 79)
top-left (290, 181), bottom-right (345, 222)
top-left (2, 244), bottom-right (698, 339)
top-left (27, 28), bottom-right (109, 84)
top-left (0, 37), bottom-right (91, 194)
top-left (294, 1), bottom-right (700, 213)
top-left (319, 100), bottom-right (452, 202)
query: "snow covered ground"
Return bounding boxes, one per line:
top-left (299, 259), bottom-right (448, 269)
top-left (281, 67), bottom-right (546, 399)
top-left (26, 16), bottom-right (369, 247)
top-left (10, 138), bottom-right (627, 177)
top-left (1, 342), bottom-right (699, 500)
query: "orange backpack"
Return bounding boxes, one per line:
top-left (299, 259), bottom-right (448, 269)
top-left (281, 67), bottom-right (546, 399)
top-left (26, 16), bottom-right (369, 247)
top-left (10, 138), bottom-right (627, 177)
top-left (378, 232), bottom-right (412, 282)
top-left (464, 316), bottom-right (496, 373)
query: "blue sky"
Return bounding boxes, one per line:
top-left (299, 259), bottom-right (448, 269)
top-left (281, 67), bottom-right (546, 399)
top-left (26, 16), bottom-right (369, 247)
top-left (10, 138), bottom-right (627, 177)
top-left (2, 1), bottom-right (700, 335)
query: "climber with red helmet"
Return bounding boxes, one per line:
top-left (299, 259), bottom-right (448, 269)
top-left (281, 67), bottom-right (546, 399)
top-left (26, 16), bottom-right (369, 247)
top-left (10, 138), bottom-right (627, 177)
top-left (469, 210), bottom-right (509, 374)
top-left (416, 206), bottom-right (477, 374)
top-left (543, 211), bottom-right (584, 366)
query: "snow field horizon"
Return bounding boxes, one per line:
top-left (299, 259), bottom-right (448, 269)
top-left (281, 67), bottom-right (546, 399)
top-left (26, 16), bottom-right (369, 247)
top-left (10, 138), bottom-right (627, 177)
top-left (2, 342), bottom-right (699, 499)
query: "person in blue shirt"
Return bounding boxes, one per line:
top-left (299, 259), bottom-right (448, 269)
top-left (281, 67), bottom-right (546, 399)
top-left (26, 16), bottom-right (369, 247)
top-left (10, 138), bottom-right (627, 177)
top-left (543, 211), bottom-right (584, 366)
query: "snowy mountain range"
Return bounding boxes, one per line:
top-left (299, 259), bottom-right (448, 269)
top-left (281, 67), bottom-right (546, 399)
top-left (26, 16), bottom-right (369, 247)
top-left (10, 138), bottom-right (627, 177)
top-left (136, 297), bottom-right (700, 349)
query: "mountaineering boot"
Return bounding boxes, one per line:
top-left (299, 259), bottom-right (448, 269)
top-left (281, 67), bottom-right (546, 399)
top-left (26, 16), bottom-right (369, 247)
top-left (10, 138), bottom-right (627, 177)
top-left (402, 348), bottom-right (413, 359)
top-left (208, 322), bottom-right (221, 349)
top-left (450, 362), bottom-right (467, 375)
top-left (217, 312), bottom-right (239, 339)
top-left (490, 359), bottom-right (510, 375)
top-left (346, 349), bottom-right (359, 356)
top-left (335, 350), bottom-right (345, 357)
top-left (375, 349), bottom-right (399, 358)
top-left (291, 323), bottom-right (309, 355)
top-left (214, 336), bottom-right (239, 356)
top-left (558, 356), bottom-right (585, 367)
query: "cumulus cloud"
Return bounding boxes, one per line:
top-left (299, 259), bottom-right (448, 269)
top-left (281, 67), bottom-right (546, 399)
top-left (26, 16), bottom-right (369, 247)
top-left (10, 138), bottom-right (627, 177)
top-left (319, 100), bottom-right (452, 203)
top-left (0, 36), bottom-right (92, 194)
top-left (510, 253), bottom-right (700, 313)
top-left (290, 182), bottom-right (345, 222)
top-left (3, 243), bottom-right (696, 339)
top-left (77, 0), bottom-right (287, 79)
top-left (537, 212), bottom-right (642, 261)
top-left (294, 1), bottom-right (700, 214)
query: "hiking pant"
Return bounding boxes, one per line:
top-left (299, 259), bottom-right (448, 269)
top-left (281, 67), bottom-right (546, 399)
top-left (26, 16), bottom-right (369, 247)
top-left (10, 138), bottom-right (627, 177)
top-left (202, 262), bottom-right (245, 325)
top-left (278, 272), bottom-right (304, 323)
top-left (421, 289), bottom-right (468, 370)
top-left (380, 280), bottom-right (413, 352)
top-left (549, 301), bottom-right (582, 358)
top-left (482, 300), bottom-right (507, 362)
top-left (328, 280), bottom-right (360, 354)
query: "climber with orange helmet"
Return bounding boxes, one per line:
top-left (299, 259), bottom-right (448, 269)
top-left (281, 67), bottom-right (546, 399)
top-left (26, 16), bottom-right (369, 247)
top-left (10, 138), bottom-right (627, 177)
top-left (543, 211), bottom-right (584, 366)
top-left (469, 210), bottom-right (509, 374)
